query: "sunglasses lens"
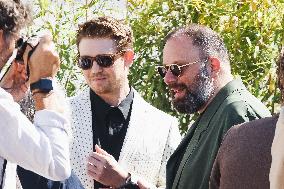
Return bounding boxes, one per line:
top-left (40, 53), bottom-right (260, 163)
top-left (158, 67), bottom-right (167, 78)
top-left (96, 55), bottom-right (114, 67)
top-left (78, 57), bottom-right (93, 70)
top-left (170, 65), bottom-right (181, 77)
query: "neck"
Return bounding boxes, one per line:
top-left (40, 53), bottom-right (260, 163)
top-left (198, 74), bottom-right (234, 113)
top-left (98, 84), bottom-right (130, 107)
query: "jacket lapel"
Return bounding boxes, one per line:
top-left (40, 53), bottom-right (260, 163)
top-left (70, 88), bottom-right (94, 188)
top-left (166, 120), bottom-right (199, 189)
top-left (118, 90), bottom-right (148, 168)
top-left (170, 79), bottom-right (246, 189)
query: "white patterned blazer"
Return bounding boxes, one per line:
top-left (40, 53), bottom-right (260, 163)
top-left (69, 88), bottom-right (181, 189)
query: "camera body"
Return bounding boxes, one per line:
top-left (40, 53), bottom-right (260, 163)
top-left (15, 36), bottom-right (39, 62)
top-left (0, 36), bottom-right (39, 81)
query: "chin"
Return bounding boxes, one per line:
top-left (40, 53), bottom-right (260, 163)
top-left (92, 86), bottom-right (112, 95)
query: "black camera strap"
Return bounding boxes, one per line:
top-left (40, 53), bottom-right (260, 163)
top-left (0, 159), bottom-right (7, 189)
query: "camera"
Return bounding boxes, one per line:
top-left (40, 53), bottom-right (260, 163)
top-left (15, 36), bottom-right (39, 62)
top-left (0, 36), bottom-right (39, 81)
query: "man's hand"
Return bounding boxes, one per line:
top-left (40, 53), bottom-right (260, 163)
top-left (23, 33), bottom-right (60, 84)
top-left (87, 145), bottom-right (128, 188)
top-left (0, 60), bottom-right (28, 102)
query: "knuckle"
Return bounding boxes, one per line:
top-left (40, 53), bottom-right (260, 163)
top-left (97, 172), bottom-right (103, 180)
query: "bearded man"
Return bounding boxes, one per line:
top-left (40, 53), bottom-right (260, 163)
top-left (157, 24), bottom-right (271, 189)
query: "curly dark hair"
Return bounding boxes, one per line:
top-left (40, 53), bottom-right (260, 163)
top-left (76, 16), bottom-right (133, 53)
top-left (0, 0), bottom-right (32, 37)
top-left (165, 24), bottom-right (230, 65)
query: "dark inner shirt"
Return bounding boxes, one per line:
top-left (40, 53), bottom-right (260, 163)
top-left (90, 88), bottom-right (134, 188)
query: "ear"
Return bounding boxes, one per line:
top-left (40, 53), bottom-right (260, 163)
top-left (123, 49), bottom-right (134, 67)
top-left (209, 57), bottom-right (220, 71)
top-left (208, 57), bottom-right (220, 76)
top-left (206, 57), bottom-right (221, 80)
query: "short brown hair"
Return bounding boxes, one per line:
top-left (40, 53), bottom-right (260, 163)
top-left (165, 24), bottom-right (230, 65)
top-left (76, 16), bottom-right (133, 52)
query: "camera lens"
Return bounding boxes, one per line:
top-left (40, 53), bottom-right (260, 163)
top-left (15, 38), bottom-right (24, 48)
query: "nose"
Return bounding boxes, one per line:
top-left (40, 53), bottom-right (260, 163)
top-left (164, 69), bottom-right (178, 85)
top-left (90, 60), bottom-right (103, 73)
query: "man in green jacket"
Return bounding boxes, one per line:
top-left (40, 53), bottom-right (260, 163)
top-left (157, 24), bottom-right (271, 189)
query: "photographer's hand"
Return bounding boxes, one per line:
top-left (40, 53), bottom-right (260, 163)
top-left (23, 34), bottom-right (63, 112)
top-left (24, 34), bottom-right (59, 83)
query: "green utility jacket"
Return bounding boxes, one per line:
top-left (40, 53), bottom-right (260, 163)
top-left (166, 79), bottom-right (271, 189)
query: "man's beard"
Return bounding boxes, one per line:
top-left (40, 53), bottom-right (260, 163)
top-left (91, 73), bottom-right (125, 95)
top-left (171, 64), bottom-right (215, 114)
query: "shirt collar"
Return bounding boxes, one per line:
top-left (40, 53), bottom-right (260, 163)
top-left (90, 87), bottom-right (134, 120)
top-left (116, 87), bottom-right (134, 120)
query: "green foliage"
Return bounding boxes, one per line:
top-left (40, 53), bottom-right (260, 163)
top-left (29, 0), bottom-right (125, 96)
top-left (29, 0), bottom-right (284, 133)
top-left (127, 0), bottom-right (284, 133)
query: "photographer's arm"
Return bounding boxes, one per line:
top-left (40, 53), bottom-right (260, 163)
top-left (0, 93), bottom-right (70, 181)
top-left (0, 34), bottom-right (71, 181)
top-left (25, 34), bottom-right (65, 113)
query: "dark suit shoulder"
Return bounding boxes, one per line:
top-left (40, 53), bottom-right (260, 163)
top-left (211, 116), bottom-right (278, 189)
top-left (218, 116), bottom-right (277, 155)
top-left (225, 115), bottom-right (277, 141)
top-left (222, 99), bottom-right (270, 118)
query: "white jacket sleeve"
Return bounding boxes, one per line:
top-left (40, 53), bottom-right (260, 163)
top-left (270, 107), bottom-right (284, 189)
top-left (0, 88), bottom-right (71, 181)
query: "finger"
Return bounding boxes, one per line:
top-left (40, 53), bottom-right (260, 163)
top-left (88, 155), bottom-right (105, 171)
top-left (95, 145), bottom-right (112, 157)
top-left (87, 161), bottom-right (99, 173)
top-left (87, 162), bottom-right (106, 182)
top-left (89, 153), bottom-right (103, 162)
top-left (90, 151), bottom-right (109, 162)
top-left (22, 43), bottom-right (33, 66)
top-left (87, 168), bottom-right (98, 180)
top-left (40, 33), bottom-right (53, 43)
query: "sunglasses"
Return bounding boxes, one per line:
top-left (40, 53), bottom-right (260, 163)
top-left (157, 61), bottom-right (198, 78)
top-left (78, 53), bottom-right (122, 70)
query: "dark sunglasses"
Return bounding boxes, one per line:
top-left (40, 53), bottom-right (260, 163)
top-left (78, 53), bottom-right (122, 70)
top-left (157, 61), bottom-right (198, 78)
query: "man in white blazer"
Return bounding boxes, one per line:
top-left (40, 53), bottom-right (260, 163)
top-left (69, 17), bottom-right (181, 189)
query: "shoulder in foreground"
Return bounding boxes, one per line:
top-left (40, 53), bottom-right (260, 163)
top-left (223, 100), bottom-right (271, 118)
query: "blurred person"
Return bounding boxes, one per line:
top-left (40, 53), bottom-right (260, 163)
top-left (0, 0), bottom-right (71, 188)
top-left (270, 47), bottom-right (284, 189)
top-left (160, 24), bottom-right (271, 189)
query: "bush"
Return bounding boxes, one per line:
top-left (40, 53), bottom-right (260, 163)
top-left (30, 0), bottom-right (284, 133)
top-left (128, 0), bottom-right (284, 133)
